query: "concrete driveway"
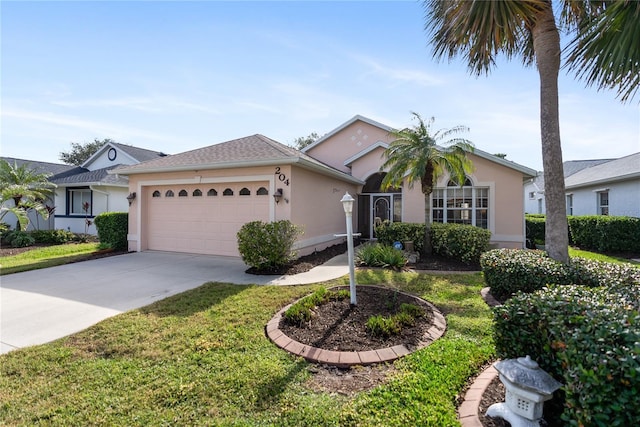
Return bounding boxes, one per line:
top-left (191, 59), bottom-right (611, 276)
top-left (1, 251), bottom-right (348, 354)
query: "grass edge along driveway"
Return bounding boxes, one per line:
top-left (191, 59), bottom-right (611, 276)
top-left (0, 243), bottom-right (103, 275)
top-left (0, 270), bottom-right (493, 426)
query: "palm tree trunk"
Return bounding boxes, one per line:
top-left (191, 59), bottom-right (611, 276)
top-left (532, 4), bottom-right (569, 263)
top-left (423, 191), bottom-right (433, 256)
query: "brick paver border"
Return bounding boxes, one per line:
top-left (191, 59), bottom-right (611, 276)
top-left (458, 364), bottom-right (499, 427)
top-left (265, 285), bottom-right (447, 367)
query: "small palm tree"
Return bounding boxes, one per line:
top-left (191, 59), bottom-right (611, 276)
top-left (380, 112), bottom-right (474, 256)
top-left (0, 186), bottom-right (49, 231)
top-left (0, 159), bottom-right (56, 230)
top-left (423, 0), bottom-right (640, 263)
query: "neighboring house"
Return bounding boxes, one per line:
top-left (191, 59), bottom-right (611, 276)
top-left (51, 142), bottom-right (167, 234)
top-left (565, 152), bottom-right (640, 217)
top-left (0, 158), bottom-right (76, 231)
top-left (524, 159), bottom-right (612, 214)
top-left (115, 115), bottom-right (536, 257)
top-left (524, 154), bottom-right (639, 217)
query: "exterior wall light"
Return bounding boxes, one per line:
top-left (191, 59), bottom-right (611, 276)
top-left (273, 188), bottom-right (283, 204)
top-left (126, 192), bottom-right (137, 206)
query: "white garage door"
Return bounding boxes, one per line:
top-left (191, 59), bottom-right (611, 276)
top-left (146, 182), bottom-right (270, 256)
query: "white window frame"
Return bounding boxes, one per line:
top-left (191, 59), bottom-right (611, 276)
top-left (68, 188), bottom-right (92, 216)
top-left (597, 190), bottom-right (609, 215)
top-left (566, 194), bottom-right (573, 215)
top-left (431, 178), bottom-right (489, 229)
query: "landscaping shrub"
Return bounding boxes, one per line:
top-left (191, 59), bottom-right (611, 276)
top-left (568, 215), bottom-right (640, 253)
top-left (481, 249), bottom-right (640, 300)
top-left (430, 223), bottom-right (491, 264)
top-left (94, 212), bottom-right (129, 250)
top-left (30, 229), bottom-right (76, 244)
top-left (481, 249), bottom-right (572, 300)
top-left (237, 220), bottom-right (303, 270)
top-left (283, 287), bottom-right (349, 326)
top-left (366, 303), bottom-right (425, 338)
top-left (525, 214), bottom-right (546, 246)
top-left (493, 284), bottom-right (640, 425)
top-left (355, 243), bottom-right (407, 270)
top-left (374, 221), bottom-right (425, 254)
top-left (4, 229), bottom-right (35, 248)
top-left (374, 221), bottom-right (491, 264)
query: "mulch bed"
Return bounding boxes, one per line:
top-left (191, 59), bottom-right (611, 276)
top-left (279, 285), bottom-right (434, 352)
top-left (247, 242), bottom-right (481, 275)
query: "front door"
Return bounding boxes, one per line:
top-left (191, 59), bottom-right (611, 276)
top-left (372, 195), bottom-right (390, 237)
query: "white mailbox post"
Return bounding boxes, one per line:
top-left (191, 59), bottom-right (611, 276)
top-left (338, 192), bottom-right (358, 305)
top-left (487, 355), bottom-right (562, 427)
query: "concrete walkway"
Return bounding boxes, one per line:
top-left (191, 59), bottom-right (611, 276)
top-left (0, 251), bottom-right (349, 354)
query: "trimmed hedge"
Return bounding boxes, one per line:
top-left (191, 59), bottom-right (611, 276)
top-left (430, 223), bottom-right (491, 264)
top-left (480, 248), bottom-right (640, 300)
top-left (236, 220), bottom-right (302, 270)
top-left (568, 215), bottom-right (640, 253)
top-left (94, 212), bottom-right (129, 250)
top-left (525, 214), bottom-right (640, 252)
top-left (374, 221), bottom-right (491, 265)
top-left (374, 222), bottom-right (425, 254)
top-left (494, 284), bottom-right (640, 425)
top-left (525, 214), bottom-right (546, 245)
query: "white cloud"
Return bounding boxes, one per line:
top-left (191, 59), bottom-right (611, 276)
top-left (352, 54), bottom-right (443, 87)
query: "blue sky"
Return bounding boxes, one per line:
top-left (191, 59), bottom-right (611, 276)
top-left (2, 1), bottom-right (638, 171)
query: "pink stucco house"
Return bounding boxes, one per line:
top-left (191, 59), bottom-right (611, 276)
top-left (114, 115), bottom-right (536, 257)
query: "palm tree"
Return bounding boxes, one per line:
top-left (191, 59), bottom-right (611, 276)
top-left (0, 186), bottom-right (49, 231)
top-left (423, 0), bottom-right (639, 263)
top-left (0, 159), bottom-right (56, 230)
top-left (380, 112), bottom-right (474, 256)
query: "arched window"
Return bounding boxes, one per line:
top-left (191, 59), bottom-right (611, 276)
top-left (432, 176), bottom-right (489, 229)
top-left (447, 177), bottom-right (473, 187)
top-left (178, 189), bottom-right (188, 197)
top-left (207, 189), bottom-right (218, 196)
top-left (223, 188), bottom-right (234, 196)
top-left (152, 190), bottom-right (161, 198)
top-left (193, 189), bottom-right (202, 197)
top-left (239, 187), bottom-right (250, 196)
top-left (165, 190), bottom-right (174, 197)
top-left (256, 187), bottom-right (268, 196)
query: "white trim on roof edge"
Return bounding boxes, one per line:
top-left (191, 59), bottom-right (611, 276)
top-left (111, 157), bottom-right (364, 185)
top-left (343, 141), bottom-right (389, 167)
top-left (81, 143), bottom-right (137, 169)
top-left (303, 115), bottom-right (393, 152)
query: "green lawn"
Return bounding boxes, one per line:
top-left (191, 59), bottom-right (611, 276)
top-left (0, 243), bottom-right (104, 275)
top-left (569, 246), bottom-right (640, 266)
top-left (0, 270), bottom-right (494, 426)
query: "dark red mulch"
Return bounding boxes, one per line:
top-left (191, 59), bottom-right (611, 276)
top-left (247, 242), bottom-right (480, 275)
top-left (246, 242), bottom-right (349, 275)
top-left (279, 285), bottom-right (434, 352)
top-left (412, 254), bottom-right (480, 271)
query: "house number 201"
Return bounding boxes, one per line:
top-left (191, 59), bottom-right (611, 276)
top-left (274, 167), bottom-right (290, 186)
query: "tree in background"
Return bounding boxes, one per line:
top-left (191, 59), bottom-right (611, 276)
top-left (0, 159), bottom-right (55, 230)
top-left (380, 112), bottom-right (475, 256)
top-left (423, 0), bottom-right (639, 263)
top-left (59, 138), bottom-right (114, 166)
top-left (292, 132), bottom-right (320, 150)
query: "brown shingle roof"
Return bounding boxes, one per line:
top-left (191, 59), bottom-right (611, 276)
top-left (112, 135), bottom-right (362, 184)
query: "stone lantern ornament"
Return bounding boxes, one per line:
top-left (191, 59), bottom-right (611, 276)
top-left (487, 355), bottom-right (562, 427)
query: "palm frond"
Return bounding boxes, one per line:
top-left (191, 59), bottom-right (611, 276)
top-left (564, 0), bottom-right (640, 103)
